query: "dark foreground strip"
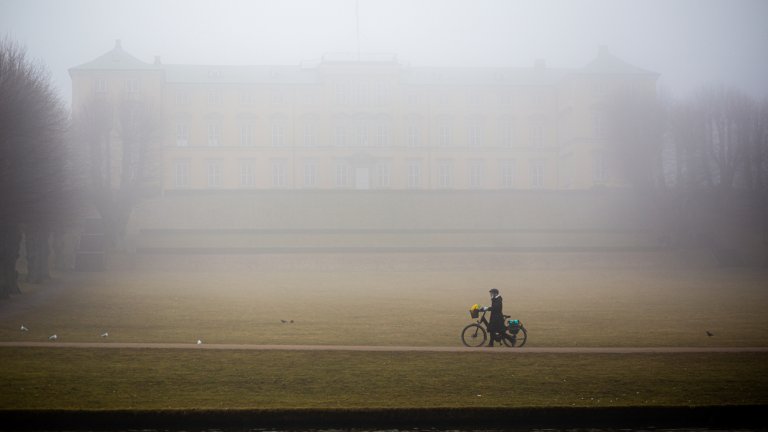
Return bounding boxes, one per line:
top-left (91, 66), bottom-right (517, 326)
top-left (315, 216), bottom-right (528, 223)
top-left (1, 406), bottom-right (765, 430)
top-left (2, 342), bottom-right (768, 353)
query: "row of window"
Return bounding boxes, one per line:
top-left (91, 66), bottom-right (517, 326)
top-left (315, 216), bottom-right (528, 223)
top-left (94, 78), bottom-right (139, 94)
top-left (172, 159), bottom-right (547, 189)
top-left (175, 121), bottom-right (547, 148)
top-left (93, 79), bottom-right (551, 109)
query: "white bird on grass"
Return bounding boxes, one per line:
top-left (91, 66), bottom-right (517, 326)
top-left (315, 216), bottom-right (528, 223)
top-left (100, 332), bottom-right (109, 338)
top-left (197, 339), bottom-right (202, 345)
top-left (48, 334), bottom-right (58, 341)
top-left (20, 325), bottom-right (28, 331)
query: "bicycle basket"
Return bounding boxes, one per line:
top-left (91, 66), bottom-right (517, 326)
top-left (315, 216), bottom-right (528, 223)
top-left (469, 304), bottom-right (480, 319)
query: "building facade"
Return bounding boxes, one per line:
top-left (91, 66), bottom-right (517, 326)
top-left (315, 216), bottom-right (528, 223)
top-left (70, 41), bottom-right (658, 192)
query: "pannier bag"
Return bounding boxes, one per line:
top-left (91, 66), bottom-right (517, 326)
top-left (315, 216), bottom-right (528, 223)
top-left (508, 319), bottom-right (520, 334)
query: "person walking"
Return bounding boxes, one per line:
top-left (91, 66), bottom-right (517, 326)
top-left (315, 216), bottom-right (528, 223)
top-left (481, 288), bottom-right (505, 347)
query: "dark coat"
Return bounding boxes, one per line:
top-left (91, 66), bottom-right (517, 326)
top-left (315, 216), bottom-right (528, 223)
top-left (487, 295), bottom-right (505, 334)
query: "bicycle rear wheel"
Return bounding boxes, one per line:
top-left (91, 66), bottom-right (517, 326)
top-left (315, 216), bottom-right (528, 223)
top-left (461, 323), bottom-right (487, 347)
top-left (502, 326), bottom-right (528, 347)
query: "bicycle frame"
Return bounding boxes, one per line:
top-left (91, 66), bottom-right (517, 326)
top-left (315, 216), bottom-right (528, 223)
top-left (476, 310), bottom-right (519, 336)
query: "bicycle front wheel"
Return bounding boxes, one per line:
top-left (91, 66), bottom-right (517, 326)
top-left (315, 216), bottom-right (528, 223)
top-left (461, 324), bottom-right (487, 347)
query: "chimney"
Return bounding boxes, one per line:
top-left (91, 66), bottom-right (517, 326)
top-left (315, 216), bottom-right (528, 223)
top-left (115, 39), bottom-right (122, 50)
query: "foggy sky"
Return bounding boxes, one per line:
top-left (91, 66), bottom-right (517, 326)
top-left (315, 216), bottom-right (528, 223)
top-left (1, 0), bottom-right (767, 104)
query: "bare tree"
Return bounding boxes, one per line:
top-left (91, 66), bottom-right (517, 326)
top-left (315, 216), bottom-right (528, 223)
top-left (749, 98), bottom-right (768, 264)
top-left (669, 100), bottom-right (711, 189)
top-left (73, 96), bottom-right (162, 250)
top-left (693, 86), bottom-right (756, 190)
top-left (0, 37), bottom-right (76, 296)
top-left (604, 88), bottom-right (666, 190)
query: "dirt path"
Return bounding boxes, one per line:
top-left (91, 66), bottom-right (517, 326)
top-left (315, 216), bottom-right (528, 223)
top-left (1, 341), bottom-right (766, 353)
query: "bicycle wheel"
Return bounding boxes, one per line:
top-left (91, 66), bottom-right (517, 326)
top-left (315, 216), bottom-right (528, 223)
top-left (461, 324), bottom-right (487, 347)
top-left (502, 326), bottom-right (528, 347)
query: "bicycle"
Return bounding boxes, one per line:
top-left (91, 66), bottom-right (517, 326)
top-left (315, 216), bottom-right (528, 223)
top-left (461, 304), bottom-right (527, 347)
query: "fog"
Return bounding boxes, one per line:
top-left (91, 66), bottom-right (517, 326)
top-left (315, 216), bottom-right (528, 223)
top-left (3, 2), bottom-right (768, 421)
top-left (2, 0), bottom-right (768, 102)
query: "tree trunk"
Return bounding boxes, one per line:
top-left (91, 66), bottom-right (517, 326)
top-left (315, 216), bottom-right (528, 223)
top-left (0, 227), bottom-right (22, 297)
top-left (25, 229), bottom-right (51, 284)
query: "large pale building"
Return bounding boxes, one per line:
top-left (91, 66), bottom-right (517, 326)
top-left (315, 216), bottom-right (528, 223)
top-left (69, 41), bottom-right (658, 192)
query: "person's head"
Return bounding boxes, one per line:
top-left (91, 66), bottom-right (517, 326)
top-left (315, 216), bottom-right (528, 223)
top-left (489, 288), bottom-right (499, 298)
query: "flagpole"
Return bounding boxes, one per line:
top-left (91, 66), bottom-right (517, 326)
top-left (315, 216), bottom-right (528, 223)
top-left (356, 0), bottom-right (360, 60)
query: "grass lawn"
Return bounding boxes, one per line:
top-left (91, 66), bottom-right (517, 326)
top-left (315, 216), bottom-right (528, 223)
top-left (1, 263), bottom-right (767, 410)
top-left (1, 266), bottom-right (767, 347)
top-left (1, 348), bottom-right (766, 409)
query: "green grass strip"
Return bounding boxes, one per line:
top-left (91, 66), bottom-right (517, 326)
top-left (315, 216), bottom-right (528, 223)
top-left (1, 348), bottom-right (766, 410)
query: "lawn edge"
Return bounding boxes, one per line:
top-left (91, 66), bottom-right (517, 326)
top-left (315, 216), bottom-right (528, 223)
top-left (2, 405), bottom-right (765, 430)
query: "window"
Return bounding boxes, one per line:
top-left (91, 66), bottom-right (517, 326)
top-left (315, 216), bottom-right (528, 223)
top-left (499, 91), bottom-right (513, 108)
top-left (406, 124), bottom-right (420, 147)
top-left (240, 90), bottom-right (256, 106)
top-left (303, 160), bottom-right (318, 187)
top-left (437, 160), bottom-right (453, 188)
top-left (500, 119), bottom-right (514, 147)
top-left (407, 91), bottom-right (419, 106)
top-left (271, 159), bottom-right (287, 187)
top-left (356, 124), bottom-right (369, 147)
top-left (95, 79), bottom-right (107, 94)
top-left (240, 161), bottom-right (255, 187)
top-left (438, 122), bottom-right (451, 146)
top-left (407, 160), bottom-right (422, 189)
top-left (334, 125), bottom-right (347, 147)
top-left (531, 160), bottom-right (544, 188)
top-left (335, 162), bottom-right (351, 187)
top-left (335, 83), bottom-right (350, 105)
top-left (125, 79), bottom-right (139, 94)
top-left (468, 90), bottom-right (482, 107)
top-left (175, 90), bottom-right (190, 105)
top-left (469, 160), bottom-right (484, 189)
top-left (375, 124), bottom-right (389, 147)
top-left (271, 123), bottom-right (285, 147)
top-left (468, 123), bottom-right (482, 147)
top-left (500, 160), bottom-right (515, 188)
top-left (530, 119), bottom-right (544, 147)
top-left (593, 110), bottom-right (606, 139)
top-left (562, 156), bottom-right (573, 188)
top-left (372, 82), bottom-right (386, 106)
top-left (302, 124), bottom-right (316, 147)
top-left (240, 124), bottom-right (254, 147)
top-left (175, 124), bottom-right (188, 147)
top-left (353, 82), bottom-right (369, 106)
top-left (173, 160), bottom-right (189, 187)
top-left (271, 88), bottom-right (287, 106)
top-left (593, 152), bottom-right (607, 183)
top-left (374, 162), bottom-right (390, 188)
top-left (207, 124), bottom-right (220, 147)
top-left (207, 160), bottom-right (222, 187)
top-left (207, 89), bottom-right (222, 105)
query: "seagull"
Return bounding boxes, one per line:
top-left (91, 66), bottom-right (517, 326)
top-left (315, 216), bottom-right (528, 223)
top-left (48, 334), bottom-right (58, 341)
top-left (100, 332), bottom-right (109, 338)
top-left (20, 325), bottom-right (28, 331)
top-left (197, 339), bottom-right (202, 345)
top-left (706, 331), bottom-right (714, 337)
